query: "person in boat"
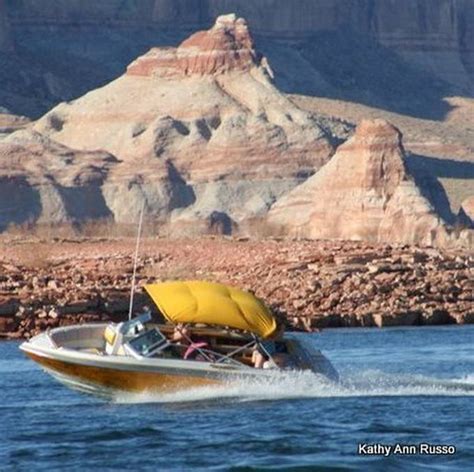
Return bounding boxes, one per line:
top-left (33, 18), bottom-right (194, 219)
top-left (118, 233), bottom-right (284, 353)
top-left (252, 323), bottom-right (288, 369)
top-left (172, 324), bottom-right (212, 361)
top-left (171, 323), bottom-right (189, 343)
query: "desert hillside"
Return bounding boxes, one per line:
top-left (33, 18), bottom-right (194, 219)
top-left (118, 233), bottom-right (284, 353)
top-left (0, 2), bottom-right (471, 247)
top-left (0, 13), bottom-right (471, 247)
top-left (292, 95), bottom-right (474, 219)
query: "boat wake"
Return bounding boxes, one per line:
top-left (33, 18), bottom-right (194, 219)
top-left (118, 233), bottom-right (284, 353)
top-left (114, 369), bottom-right (474, 404)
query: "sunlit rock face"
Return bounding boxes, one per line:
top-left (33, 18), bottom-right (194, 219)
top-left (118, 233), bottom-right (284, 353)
top-left (0, 7), bottom-right (470, 246)
top-left (127, 14), bottom-right (262, 78)
top-left (268, 119), bottom-right (450, 246)
top-left (2, 15), bottom-right (334, 230)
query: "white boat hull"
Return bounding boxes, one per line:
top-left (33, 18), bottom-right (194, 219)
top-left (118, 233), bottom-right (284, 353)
top-left (20, 324), bottom-right (338, 398)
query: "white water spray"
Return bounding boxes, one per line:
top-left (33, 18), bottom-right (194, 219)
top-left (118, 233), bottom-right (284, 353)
top-left (114, 369), bottom-right (474, 404)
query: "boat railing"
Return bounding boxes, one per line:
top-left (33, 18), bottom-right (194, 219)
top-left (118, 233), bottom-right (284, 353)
top-left (195, 347), bottom-right (252, 368)
top-left (211, 339), bottom-right (257, 366)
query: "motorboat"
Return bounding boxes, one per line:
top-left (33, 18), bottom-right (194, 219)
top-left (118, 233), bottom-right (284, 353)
top-left (20, 281), bottom-right (338, 398)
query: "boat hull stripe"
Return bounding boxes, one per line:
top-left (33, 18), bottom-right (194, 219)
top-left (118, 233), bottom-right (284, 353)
top-left (26, 352), bottom-right (220, 393)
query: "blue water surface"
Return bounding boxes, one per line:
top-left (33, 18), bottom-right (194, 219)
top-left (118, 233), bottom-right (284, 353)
top-left (1, 325), bottom-right (473, 471)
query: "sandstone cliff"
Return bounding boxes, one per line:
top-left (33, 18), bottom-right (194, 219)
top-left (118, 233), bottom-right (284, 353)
top-left (268, 119), bottom-right (453, 246)
top-left (1, 0), bottom-right (473, 119)
top-left (0, 129), bottom-right (117, 231)
top-left (3, 15), bottom-right (335, 231)
top-left (0, 12), bottom-right (470, 247)
top-left (5, 0), bottom-right (473, 94)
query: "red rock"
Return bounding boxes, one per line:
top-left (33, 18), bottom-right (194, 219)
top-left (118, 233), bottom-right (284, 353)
top-left (127, 15), bottom-right (260, 78)
top-left (1, 238), bottom-right (472, 337)
top-left (451, 312), bottom-right (474, 324)
top-left (47, 280), bottom-right (59, 290)
top-left (37, 309), bottom-right (48, 319)
top-left (268, 119), bottom-right (453, 247)
top-left (15, 14), bottom-right (335, 232)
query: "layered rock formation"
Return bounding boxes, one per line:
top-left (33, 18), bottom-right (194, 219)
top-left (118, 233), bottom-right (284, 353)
top-left (0, 113), bottom-right (29, 139)
top-left (268, 119), bottom-right (451, 246)
top-left (0, 13), bottom-right (470, 247)
top-left (0, 1), bottom-right (472, 118)
top-left (127, 14), bottom-right (262, 78)
top-left (0, 130), bottom-right (117, 230)
top-left (28, 14), bottom-right (333, 228)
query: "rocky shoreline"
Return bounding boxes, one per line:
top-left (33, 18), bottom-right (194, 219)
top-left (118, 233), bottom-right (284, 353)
top-left (0, 237), bottom-right (472, 340)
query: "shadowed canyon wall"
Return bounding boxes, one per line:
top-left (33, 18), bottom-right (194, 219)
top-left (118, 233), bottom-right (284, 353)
top-left (0, 0), bottom-right (12, 53)
top-left (1, 0), bottom-right (473, 117)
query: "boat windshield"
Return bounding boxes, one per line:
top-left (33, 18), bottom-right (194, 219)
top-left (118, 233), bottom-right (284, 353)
top-left (127, 328), bottom-right (168, 357)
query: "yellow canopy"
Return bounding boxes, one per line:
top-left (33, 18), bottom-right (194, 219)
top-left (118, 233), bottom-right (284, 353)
top-left (144, 281), bottom-right (277, 339)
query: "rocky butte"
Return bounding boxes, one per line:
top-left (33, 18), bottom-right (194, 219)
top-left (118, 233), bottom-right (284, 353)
top-left (0, 14), bottom-right (471, 248)
top-left (268, 119), bottom-right (470, 247)
top-left (126, 14), bottom-right (260, 77)
top-left (25, 14), bottom-right (334, 231)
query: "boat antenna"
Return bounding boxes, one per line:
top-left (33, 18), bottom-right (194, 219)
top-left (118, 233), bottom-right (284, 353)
top-left (128, 201), bottom-right (145, 321)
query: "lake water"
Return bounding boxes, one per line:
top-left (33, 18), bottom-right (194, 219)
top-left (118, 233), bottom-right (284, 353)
top-left (1, 325), bottom-right (473, 471)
